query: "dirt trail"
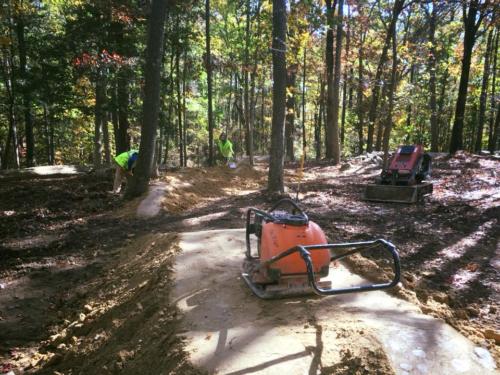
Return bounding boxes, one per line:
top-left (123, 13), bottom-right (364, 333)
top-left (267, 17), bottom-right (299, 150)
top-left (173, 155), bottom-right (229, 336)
top-left (0, 153), bottom-right (498, 374)
top-left (174, 229), bottom-right (497, 375)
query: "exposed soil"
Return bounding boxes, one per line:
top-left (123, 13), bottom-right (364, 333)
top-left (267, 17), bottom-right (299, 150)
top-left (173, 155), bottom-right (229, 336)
top-left (0, 152), bottom-right (498, 374)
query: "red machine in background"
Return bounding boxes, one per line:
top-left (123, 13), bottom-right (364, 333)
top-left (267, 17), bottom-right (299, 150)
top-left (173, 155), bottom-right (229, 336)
top-left (365, 145), bottom-right (433, 203)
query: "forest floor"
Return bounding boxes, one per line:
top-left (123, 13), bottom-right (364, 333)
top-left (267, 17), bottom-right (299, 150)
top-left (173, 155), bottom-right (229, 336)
top-left (0, 151), bottom-right (498, 374)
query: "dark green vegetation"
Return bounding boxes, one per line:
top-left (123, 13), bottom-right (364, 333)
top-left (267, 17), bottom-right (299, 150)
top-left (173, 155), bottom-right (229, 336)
top-left (1, 1), bottom-right (499, 179)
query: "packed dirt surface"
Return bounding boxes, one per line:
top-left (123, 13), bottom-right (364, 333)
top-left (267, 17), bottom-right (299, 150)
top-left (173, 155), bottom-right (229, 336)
top-left (0, 151), bottom-right (498, 374)
top-left (175, 229), bottom-right (496, 375)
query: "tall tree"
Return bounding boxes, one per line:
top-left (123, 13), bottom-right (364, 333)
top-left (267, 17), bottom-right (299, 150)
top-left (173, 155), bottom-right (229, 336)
top-left (125, 0), bottom-right (169, 198)
top-left (244, 0), bottom-right (254, 165)
top-left (424, 1), bottom-right (439, 152)
top-left (330, 0), bottom-right (344, 164)
top-left (488, 29), bottom-right (499, 152)
top-left (285, 64), bottom-right (297, 161)
top-left (366, 0), bottom-right (404, 152)
top-left (382, 11), bottom-right (398, 168)
top-left (324, 0), bottom-right (336, 158)
top-left (474, 28), bottom-right (493, 153)
top-left (449, 0), bottom-right (488, 153)
top-left (15, 13), bottom-right (34, 167)
top-left (93, 65), bottom-right (106, 167)
top-left (267, 0), bottom-right (287, 194)
top-left (205, 0), bottom-right (215, 166)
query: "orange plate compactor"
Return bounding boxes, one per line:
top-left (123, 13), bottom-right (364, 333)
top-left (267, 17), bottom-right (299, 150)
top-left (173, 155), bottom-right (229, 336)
top-left (243, 199), bottom-right (401, 299)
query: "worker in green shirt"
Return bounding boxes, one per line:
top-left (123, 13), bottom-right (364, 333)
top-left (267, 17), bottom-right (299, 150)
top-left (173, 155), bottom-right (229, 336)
top-left (113, 149), bottom-right (138, 194)
top-left (216, 133), bottom-right (234, 166)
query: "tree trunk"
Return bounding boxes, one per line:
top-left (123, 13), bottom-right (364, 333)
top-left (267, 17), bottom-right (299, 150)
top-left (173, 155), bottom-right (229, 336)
top-left (116, 69), bottom-right (131, 153)
top-left (356, 31), bottom-right (365, 154)
top-left (15, 16), bottom-right (34, 167)
top-left (1, 46), bottom-right (20, 169)
top-left (488, 29), bottom-right (499, 153)
top-left (330, 0), bottom-right (343, 164)
top-left (491, 101), bottom-right (500, 151)
top-left (301, 47), bottom-right (307, 160)
top-left (125, 0), bottom-right (168, 198)
top-left (102, 113), bottom-right (111, 165)
top-left (205, 0), bottom-right (215, 165)
top-left (93, 67), bottom-right (106, 167)
top-left (340, 4), bottom-right (350, 147)
top-left (285, 65), bottom-right (296, 161)
top-left (244, 0), bottom-right (254, 164)
top-left (382, 17), bottom-right (398, 169)
top-left (267, 0), bottom-right (287, 194)
top-left (406, 63), bottom-right (414, 135)
top-left (427, 2), bottom-right (439, 152)
top-left (176, 44), bottom-right (183, 167)
top-left (366, 0), bottom-right (404, 152)
top-left (325, 0), bottom-right (337, 158)
top-left (376, 79), bottom-right (389, 151)
top-left (474, 29), bottom-right (493, 153)
top-left (449, 0), bottom-right (481, 153)
top-left (259, 70), bottom-right (266, 152)
top-left (42, 103), bottom-right (54, 165)
top-left (182, 48), bottom-right (188, 166)
top-left (316, 77), bottom-right (325, 159)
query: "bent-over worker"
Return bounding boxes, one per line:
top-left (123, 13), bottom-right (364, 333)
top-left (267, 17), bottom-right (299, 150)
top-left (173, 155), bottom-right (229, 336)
top-left (113, 149), bottom-right (138, 194)
top-left (216, 133), bottom-right (234, 165)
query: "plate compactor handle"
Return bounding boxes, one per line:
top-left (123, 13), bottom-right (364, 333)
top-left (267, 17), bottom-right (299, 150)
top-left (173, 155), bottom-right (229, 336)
top-left (262, 239), bottom-right (401, 296)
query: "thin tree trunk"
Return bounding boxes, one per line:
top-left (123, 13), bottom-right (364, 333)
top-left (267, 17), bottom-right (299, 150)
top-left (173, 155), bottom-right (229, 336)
top-left (244, 0), bottom-right (254, 164)
top-left (176, 44), bottom-right (183, 167)
top-left (285, 65), bottom-right (296, 161)
top-left (376, 79), bottom-right (389, 151)
top-left (267, 0), bottom-right (287, 194)
top-left (488, 29), bottom-right (499, 153)
top-left (102, 114), bottom-right (111, 165)
top-left (111, 82), bottom-right (119, 154)
top-left (125, 0), bottom-right (168, 198)
top-left (330, 0), bottom-right (343, 164)
top-left (325, 0), bottom-right (337, 158)
top-left (450, 0), bottom-right (482, 153)
top-left (340, 4), bottom-right (350, 146)
top-left (382, 20), bottom-right (398, 169)
top-left (15, 16), bottom-right (34, 167)
top-left (1, 46), bottom-right (19, 169)
top-left (406, 64), bottom-right (414, 130)
top-left (356, 32), bottom-right (365, 154)
top-left (301, 47), bottom-right (307, 160)
top-left (182, 49), bottom-right (188, 166)
top-left (227, 73), bottom-right (233, 134)
top-left (205, 0), bottom-right (215, 165)
top-left (491, 102), bottom-right (500, 151)
top-left (474, 29), bottom-right (493, 153)
top-left (117, 69), bottom-right (131, 153)
top-left (366, 0), bottom-right (404, 152)
top-left (426, 1), bottom-right (439, 151)
top-left (42, 103), bottom-right (54, 165)
top-left (93, 67), bottom-right (106, 167)
top-left (317, 77), bottom-right (325, 159)
top-left (259, 69), bottom-right (266, 153)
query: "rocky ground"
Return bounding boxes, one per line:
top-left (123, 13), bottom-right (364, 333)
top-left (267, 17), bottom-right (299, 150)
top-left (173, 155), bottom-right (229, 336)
top-left (0, 151), bottom-right (498, 374)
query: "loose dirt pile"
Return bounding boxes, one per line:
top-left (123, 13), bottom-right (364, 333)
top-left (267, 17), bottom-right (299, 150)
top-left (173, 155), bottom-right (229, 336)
top-left (162, 164), bottom-right (266, 214)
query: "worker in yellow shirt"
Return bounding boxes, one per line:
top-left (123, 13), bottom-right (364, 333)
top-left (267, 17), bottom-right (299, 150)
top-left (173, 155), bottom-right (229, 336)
top-left (216, 133), bottom-right (234, 167)
top-left (113, 149), bottom-right (138, 194)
